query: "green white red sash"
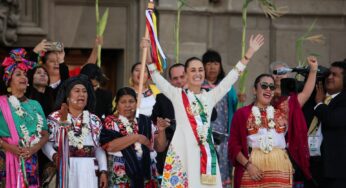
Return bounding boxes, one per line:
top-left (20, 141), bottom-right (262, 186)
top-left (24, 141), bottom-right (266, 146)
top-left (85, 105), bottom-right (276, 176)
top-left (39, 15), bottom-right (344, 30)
top-left (181, 90), bottom-right (217, 184)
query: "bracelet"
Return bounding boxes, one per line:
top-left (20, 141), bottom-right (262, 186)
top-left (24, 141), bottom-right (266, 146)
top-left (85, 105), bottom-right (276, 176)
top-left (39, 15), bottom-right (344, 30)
top-left (244, 161), bottom-right (251, 170)
top-left (244, 55), bottom-right (250, 61)
top-left (100, 170), bottom-right (107, 175)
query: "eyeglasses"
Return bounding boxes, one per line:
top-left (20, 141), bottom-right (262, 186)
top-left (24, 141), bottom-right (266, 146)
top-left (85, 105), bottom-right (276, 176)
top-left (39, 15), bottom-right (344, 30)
top-left (260, 82), bottom-right (275, 91)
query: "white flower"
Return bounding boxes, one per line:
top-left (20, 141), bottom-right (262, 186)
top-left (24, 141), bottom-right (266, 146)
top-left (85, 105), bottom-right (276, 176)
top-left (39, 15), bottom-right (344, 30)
top-left (251, 106), bottom-right (261, 125)
top-left (134, 142), bottom-right (143, 158)
top-left (251, 105), bottom-right (276, 128)
top-left (67, 111), bottom-right (90, 149)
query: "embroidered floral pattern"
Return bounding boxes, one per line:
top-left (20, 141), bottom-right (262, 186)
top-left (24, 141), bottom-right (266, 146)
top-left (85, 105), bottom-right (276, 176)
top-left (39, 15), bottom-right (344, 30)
top-left (247, 106), bottom-right (288, 153)
top-left (107, 155), bottom-right (130, 186)
top-left (47, 111), bottom-right (102, 147)
top-left (162, 145), bottom-right (188, 188)
top-left (247, 107), bottom-right (288, 135)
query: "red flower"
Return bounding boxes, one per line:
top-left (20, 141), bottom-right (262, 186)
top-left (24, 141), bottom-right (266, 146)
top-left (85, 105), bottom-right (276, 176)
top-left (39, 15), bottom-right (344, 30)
top-left (164, 164), bottom-right (172, 171)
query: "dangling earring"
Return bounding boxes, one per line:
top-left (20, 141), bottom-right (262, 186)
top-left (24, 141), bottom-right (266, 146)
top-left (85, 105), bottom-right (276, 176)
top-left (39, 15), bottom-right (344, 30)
top-left (7, 87), bottom-right (11, 93)
top-left (128, 77), bottom-right (134, 87)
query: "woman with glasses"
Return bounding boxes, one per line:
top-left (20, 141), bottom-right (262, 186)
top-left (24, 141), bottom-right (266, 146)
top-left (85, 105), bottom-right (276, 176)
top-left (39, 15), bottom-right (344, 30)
top-left (229, 73), bottom-right (293, 188)
top-left (228, 57), bottom-right (317, 188)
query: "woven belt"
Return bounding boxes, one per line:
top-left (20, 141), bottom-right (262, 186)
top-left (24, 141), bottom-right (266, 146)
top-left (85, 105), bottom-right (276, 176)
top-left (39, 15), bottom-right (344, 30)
top-left (69, 146), bottom-right (95, 157)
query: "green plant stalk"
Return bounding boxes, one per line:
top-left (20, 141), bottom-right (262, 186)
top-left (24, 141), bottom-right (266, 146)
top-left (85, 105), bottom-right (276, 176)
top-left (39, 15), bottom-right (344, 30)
top-left (237, 0), bottom-right (248, 109)
top-left (175, 1), bottom-right (183, 64)
top-left (96, 0), bottom-right (101, 66)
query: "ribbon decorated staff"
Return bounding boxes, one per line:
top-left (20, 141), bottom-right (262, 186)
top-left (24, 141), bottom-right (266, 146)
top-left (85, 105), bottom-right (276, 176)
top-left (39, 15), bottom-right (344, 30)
top-left (137, 0), bottom-right (167, 116)
top-left (145, 2), bottom-right (167, 72)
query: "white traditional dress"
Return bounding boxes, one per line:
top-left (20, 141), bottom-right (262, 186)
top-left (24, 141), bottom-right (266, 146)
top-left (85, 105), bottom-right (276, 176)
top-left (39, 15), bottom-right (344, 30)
top-left (43, 110), bottom-right (107, 188)
top-left (148, 61), bottom-right (245, 188)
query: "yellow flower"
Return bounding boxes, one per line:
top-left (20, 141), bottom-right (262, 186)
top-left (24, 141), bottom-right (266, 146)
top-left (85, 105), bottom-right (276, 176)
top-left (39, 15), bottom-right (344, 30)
top-left (166, 156), bottom-right (174, 164)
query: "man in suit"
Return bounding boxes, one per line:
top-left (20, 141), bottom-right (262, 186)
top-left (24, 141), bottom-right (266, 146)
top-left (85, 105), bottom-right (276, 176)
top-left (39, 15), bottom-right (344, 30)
top-left (314, 60), bottom-right (346, 188)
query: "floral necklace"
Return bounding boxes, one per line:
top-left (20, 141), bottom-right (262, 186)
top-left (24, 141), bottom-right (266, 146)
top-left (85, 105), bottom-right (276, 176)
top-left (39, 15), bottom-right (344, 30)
top-left (117, 115), bottom-right (143, 158)
top-left (186, 89), bottom-right (209, 145)
top-left (8, 95), bottom-right (44, 147)
top-left (66, 111), bottom-right (90, 149)
top-left (251, 105), bottom-right (276, 153)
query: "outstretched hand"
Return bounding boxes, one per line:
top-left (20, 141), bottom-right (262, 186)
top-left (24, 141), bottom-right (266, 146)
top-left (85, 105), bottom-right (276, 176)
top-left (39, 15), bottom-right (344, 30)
top-left (33, 39), bottom-right (51, 54)
top-left (307, 56), bottom-right (318, 71)
top-left (249, 34), bottom-right (265, 52)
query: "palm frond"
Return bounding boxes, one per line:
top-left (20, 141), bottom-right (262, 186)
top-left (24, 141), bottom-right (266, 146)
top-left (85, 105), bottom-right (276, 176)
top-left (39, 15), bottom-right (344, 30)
top-left (295, 20), bottom-right (325, 67)
top-left (257, 0), bottom-right (288, 19)
top-left (305, 34), bottom-right (325, 44)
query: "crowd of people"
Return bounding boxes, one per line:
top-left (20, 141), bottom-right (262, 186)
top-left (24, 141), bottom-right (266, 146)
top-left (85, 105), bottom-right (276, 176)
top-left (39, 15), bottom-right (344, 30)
top-left (0, 33), bottom-right (345, 188)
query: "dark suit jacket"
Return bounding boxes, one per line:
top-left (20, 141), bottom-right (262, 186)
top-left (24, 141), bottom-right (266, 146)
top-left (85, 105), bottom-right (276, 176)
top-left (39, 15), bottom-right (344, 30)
top-left (315, 90), bottom-right (346, 179)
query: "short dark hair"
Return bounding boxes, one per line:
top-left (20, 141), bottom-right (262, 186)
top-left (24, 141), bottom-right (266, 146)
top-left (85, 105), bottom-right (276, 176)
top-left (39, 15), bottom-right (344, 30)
top-left (168, 63), bottom-right (184, 79)
top-left (184, 57), bottom-right (202, 71)
top-left (202, 50), bottom-right (225, 83)
top-left (253, 73), bottom-right (275, 89)
top-left (330, 59), bottom-right (346, 90)
top-left (42, 51), bottom-right (56, 64)
top-left (80, 64), bottom-right (108, 85)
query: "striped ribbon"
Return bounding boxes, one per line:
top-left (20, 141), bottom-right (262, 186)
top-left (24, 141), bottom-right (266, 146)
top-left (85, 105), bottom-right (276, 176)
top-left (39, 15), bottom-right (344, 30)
top-left (181, 91), bottom-right (217, 185)
top-left (57, 127), bottom-right (69, 188)
top-left (145, 9), bottom-right (167, 72)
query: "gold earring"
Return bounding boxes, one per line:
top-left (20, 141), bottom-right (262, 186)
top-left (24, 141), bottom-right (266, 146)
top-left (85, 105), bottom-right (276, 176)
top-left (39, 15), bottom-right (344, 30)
top-left (7, 87), bottom-right (11, 93)
top-left (128, 77), bottom-right (133, 87)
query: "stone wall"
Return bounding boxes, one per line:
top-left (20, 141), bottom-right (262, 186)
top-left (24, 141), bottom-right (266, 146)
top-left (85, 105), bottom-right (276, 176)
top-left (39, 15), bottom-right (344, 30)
top-left (157, 0), bottom-right (346, 102)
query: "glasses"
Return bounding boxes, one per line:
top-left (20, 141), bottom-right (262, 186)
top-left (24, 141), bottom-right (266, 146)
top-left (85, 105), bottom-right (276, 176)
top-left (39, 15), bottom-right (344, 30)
top-left (260, 82), bottom-right (275, 91)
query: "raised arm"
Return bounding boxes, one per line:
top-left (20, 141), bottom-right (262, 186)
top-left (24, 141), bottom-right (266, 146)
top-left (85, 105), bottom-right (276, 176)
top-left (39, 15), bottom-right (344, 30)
top-left (141, 37), bottom-right (178, 100)
top-left (297, 56), bottom-right (318, 107)
top-left (208, 34), bottom-right (264, 106)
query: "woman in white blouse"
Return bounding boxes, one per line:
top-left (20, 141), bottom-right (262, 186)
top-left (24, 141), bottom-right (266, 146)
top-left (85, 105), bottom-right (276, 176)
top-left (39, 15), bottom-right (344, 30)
top-left (145, 34), bottom-right (264, 187)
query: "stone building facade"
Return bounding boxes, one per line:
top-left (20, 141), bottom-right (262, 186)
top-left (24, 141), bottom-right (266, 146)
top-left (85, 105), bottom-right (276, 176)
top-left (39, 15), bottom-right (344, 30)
top-left (1, 0), bottom-right (345, 97)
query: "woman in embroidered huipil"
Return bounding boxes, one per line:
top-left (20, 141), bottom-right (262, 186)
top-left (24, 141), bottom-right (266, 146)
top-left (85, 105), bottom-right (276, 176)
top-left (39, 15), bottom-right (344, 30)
top-left (101, 87), bottom-right (158, 188)
top-left (229, 73), bottom-right (307, 188)
top-left (42, 75), bottom-right (107, 188)
top-left (144, 35), bottom-right (264, 187)
top-left (0, 48), bottom-right (49, 188)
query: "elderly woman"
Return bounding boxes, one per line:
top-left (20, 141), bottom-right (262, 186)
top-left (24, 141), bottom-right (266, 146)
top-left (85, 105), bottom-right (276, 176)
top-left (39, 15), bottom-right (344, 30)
top-left (101, 87), bottom-right (158, 188)
top-left (0, 48), bottom-right (49, 187)
top-left (228, 68), bottom-right (315, 187)
top-left (144, 35), bottom-right (264, 187)
top-left (42, 75), bottom-right (107, 188)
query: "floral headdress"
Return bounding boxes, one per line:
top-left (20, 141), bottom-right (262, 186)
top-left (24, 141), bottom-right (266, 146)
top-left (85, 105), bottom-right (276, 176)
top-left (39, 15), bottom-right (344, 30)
top-left (1, 48), bottom-right (36, 86)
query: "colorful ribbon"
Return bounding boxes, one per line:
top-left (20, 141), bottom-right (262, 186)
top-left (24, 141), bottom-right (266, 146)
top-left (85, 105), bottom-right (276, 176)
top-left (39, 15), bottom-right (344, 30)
top-left (57, 126), bottom-right (69, 188)
top-left (1, 48), bottom-right (36, 85)
top-left (145, 9), bottom-right (167, 72)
